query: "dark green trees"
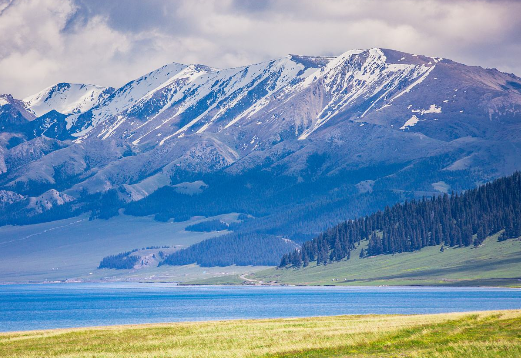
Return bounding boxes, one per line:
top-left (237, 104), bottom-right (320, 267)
top-left (161, 233), bottom-right (297, 267)
top-left (98, 251), bottom-right (140, 269)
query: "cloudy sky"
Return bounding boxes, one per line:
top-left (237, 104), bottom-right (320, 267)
top-left (1, 0), bottom-right (520, 98)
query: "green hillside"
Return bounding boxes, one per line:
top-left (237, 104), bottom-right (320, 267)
top-left (280, 172), bottom-right (521, 269)
top-left (247, 233), bottom-right (521, 287)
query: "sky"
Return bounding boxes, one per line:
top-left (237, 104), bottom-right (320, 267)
top-left (0, 0), bottom-right (520, 98)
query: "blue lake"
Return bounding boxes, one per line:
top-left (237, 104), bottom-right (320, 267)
top-left (1, 283), bottom-right (521, 332)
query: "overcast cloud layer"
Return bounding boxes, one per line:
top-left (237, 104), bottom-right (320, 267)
top-left (1, 0), bottom-right (520, 98)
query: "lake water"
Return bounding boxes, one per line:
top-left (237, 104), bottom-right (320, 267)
top-left (1, 283), bottom-right (521, 332)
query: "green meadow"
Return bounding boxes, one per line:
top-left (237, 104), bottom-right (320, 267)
top-left (242, 234), bottom-right (521, 287)
top-left (1, 310), bottom-right (520, 357)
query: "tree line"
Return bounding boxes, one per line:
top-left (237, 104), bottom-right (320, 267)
top-left (185, 219), bottom-right (229, 232)
top-left (98, 250), bottom-right (139, 270)
top-left (160, 233), bottom-right (298, 267)
top-left (280, 171), bottom-right (521, 268)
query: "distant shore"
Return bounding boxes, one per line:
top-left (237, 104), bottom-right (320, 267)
top-left (1, 279), bottom-right (520, 289)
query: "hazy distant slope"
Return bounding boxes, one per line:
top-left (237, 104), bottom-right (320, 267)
top-left (0, 213), bottom-right (237, 283)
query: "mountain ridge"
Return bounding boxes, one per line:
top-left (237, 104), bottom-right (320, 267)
top-left (23, 83), bottom-right (115, 117)
top-left (0, 48), bottom-right (520, 256)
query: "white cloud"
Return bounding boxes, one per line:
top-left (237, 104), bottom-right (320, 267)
top-left (0, 0), bottom-right (520, 98)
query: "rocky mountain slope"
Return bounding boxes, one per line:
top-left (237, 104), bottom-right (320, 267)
top-left (1, 48), bottom-right (520, 242)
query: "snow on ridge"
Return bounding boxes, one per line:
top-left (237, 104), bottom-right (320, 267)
top-left (102, 64), bottom-right (215, 142)
top-left (70, 48), bottom-right (438, 143)
top-left (0, 190), bottom-right (26, 205)
top-left (55, 48), bottom-right (443, 144)
top-left (220, 56), bottom-right (321, 129)
top-left (73, 62), bottom-right (190, 138)
top-left (158, 55), bottom-right (326, 145)
top-left (98, 56), bottom-right (299, 144)
top-left (100, 62), bottom-right (189, 114)
top-left (298, 48), bottom-right (434, 140)
top-left (24, 83), bottom-right (111, 117)
top-left (138, 64), bottom-right (214, 104)
top-left (388, 65), bottom-right (435, 103)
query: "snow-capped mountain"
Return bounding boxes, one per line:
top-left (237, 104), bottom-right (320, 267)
top-left (23, 83), bottom-right (114, 117)
top-left (1, 48), bottom-right (521, 234)
top-left (22, 48), bottom-right (519, 148)
top-left (62, 49), bottom-right (439, 146)
top-left (66, 56), bottom-right (326, 141)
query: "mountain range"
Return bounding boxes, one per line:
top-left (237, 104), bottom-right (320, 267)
top-left (1, 48), bottom-right (521, 257)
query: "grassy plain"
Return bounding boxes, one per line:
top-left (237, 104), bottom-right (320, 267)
top-left (1, 310), bottom-right (520, 357)
top-left (247, 235), bottom-right (521, 287)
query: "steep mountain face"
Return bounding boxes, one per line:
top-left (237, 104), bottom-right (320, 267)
top-left (1, 48), bottom-right (521, 241)
top-left (67, 58), bottom-right (325, 142)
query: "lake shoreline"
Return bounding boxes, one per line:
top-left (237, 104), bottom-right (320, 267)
top-left (1, 279), bottom-right (520, 289)
top-left (1, 276), bottom-right (521, 290)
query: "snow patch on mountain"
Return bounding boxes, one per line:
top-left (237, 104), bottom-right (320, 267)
top-left (400, 115), bottom-right (420, 130)
top-left (432, 181), bottom-right (450, 193)
top-left (412, 104), bottom-right (442, 115)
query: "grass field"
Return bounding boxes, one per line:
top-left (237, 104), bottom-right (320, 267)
top-left (1, 310), bottom-right (520, 357)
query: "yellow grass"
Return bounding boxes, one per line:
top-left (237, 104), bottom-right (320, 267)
top-left (1, 310), bottom-right (521, 357)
